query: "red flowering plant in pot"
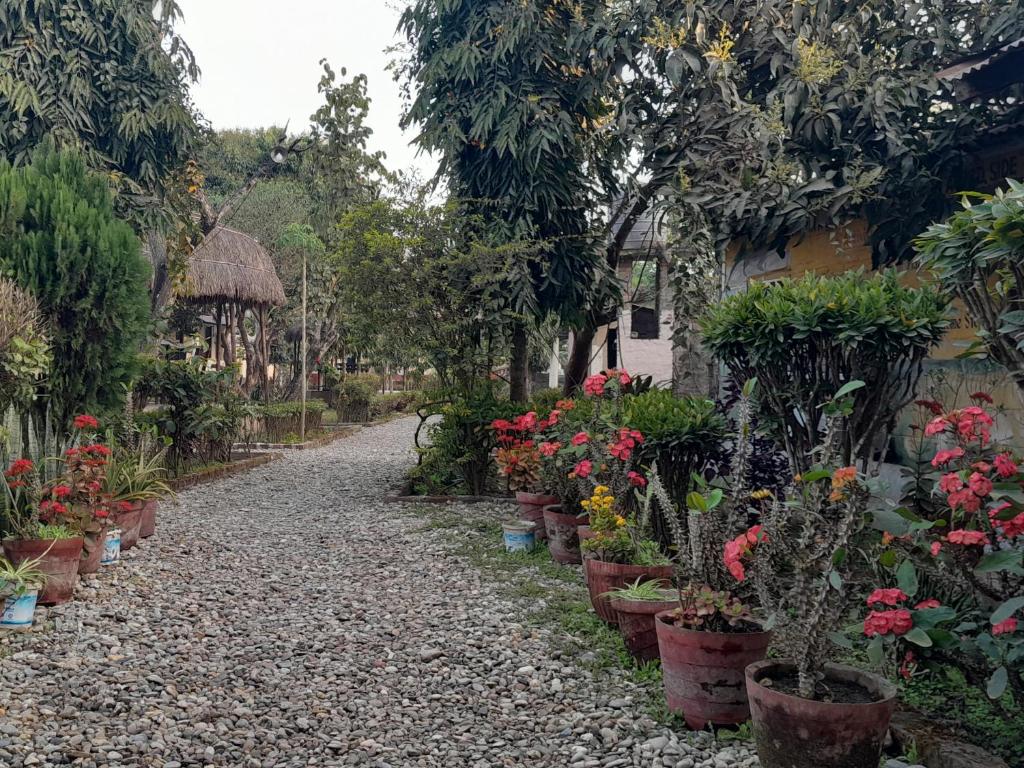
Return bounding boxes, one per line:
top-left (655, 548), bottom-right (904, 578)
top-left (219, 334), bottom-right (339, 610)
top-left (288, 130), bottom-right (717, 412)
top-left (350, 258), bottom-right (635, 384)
top-left (492, 411), bottom-right (553, 540)
top-left (863, 393), bottom-right (1023, 702)
top-left (743, 385), bottom-right (898, 768)
top-left (644, 379), bottom-right (773, 729)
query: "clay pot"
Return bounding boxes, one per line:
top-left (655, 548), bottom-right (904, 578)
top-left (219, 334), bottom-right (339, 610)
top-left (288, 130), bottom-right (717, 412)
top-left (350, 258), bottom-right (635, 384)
top-left (656, 612), bottom-right (772, 729)
top-left (140, 499), bottom-right (158, 539)
top-left (610, 596), bottom-right (679, 662)
top-left (543, 505), bottom-right (585, 564)
top-left (115, 502), bottom-right (144, 551)
top-left (584, 559), bottom-right (673, 624)
top-left (745, 660), bottom-right (897, 768)
top-left (78, 530), bottom-right (106, 574)
top-left (3, 537), bottom-right (84, 605)
top-left (515, 491), bottom-right (557, 542)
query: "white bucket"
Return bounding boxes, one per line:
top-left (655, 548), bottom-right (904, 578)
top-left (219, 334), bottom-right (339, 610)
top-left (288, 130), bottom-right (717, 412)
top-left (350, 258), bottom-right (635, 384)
top-left (502, 522), bottom-right (536, 553)
top-left (1, 589), bottom-right (38, 630)
top-left (101, 528), bottom-right (122, 565)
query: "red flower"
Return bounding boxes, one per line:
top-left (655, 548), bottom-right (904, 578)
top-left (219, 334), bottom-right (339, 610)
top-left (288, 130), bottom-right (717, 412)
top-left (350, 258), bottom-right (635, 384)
top-left (946, 529), bottom-right (988, 546)
top-left (931, 447), bottom-right (965, 468)
top-left (968, 472), bottom-right (993, 497)
top-left (583, 374), bottom-right (608, 397)
top-left (94, 508), bottom-right (110, 519)
top-left (863, 609), bottom-right (913, 637)
top-left (899, 650), bottom-right (917, 680)
top-left (924, 417), bottom-right (949, 437)
top-left (994, 453), bottom-right (1019, 478)
top-left (996, 509), bottom-right (1024, 539)
top-left (947, 488), bottom-right (981, 513)
top-left (571, 432), bottom-right (590, 446)
top-left (491, 419), bottom-right (513, 432)
top-left (970, 391), bottom-right (995, 404)
top-left (745, 524), bottom-right (767, 545)
top-left (73, 414), bottom-right (100, 430)
top-left (538, 441), bottom-right (561, 457)
top-left (939, 472), bottom-right (963, 494)
top-left (930, 541), bottom-right (942, 557)
top-left (117, 501), bottom-right (133, 512)
top-left (51, 502), bottom-right (68, 516)
top-left (570, 459), bottom-right (593, 479)
top-left (51, 485), bottom-right (71, 499)
top-left (5, 458), bottom-right (34, 477)
top-left (616, 370), bottom-right (631, 386)
top-left (555, 399), bottom-right (575, 411)
top-left (914, 599), bottom-right (941, 610)
top-left (726, 560), bottom-right (746, 581)
top-left (993, 617), bottom-right (1018, 635)
top-left (866, 588), bottom-right (908, 607)
top-left (627, 471), bottom-right (647, 487)
top-left (915, 400), bottom-right (944, 415)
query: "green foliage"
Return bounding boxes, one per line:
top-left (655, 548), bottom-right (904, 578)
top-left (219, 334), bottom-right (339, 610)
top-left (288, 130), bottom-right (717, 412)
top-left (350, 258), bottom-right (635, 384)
top-left (625, 389), bottom-right (726, 505)
top-left (0, 145), bottom-right (151, 426)
top-left (257, 400), bottom-right (325, 442)
top-left (916, 180), bottom-right (1024, 396)
top-left (0, 553), bottom-right (46, 597)
top-left (702, 271), bottom-right (950, 470)
top-left (134, 358), bottom-right (254, 473)
top-left (259, 401), bottom-right (327, 418)
top-left (0, 0), bottom-right (200, 222)
top-left (902, 667), bottom-right (1024, 767)
top-left (370, 392), bottom-right (420, 420)
top-left (410, 385), bottom-right (521, 496)
top-left (0, 278), bottom-right (49, 411)
top-left (332, 380), bottom-right (372, 423)
top-left (602, 577), bottom-right (674, 602)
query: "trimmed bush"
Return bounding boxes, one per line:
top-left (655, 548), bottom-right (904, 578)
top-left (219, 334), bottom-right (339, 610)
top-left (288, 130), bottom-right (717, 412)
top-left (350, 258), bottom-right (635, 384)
top-left (370, 392), bottom-right (420, 419)
top-left (702, 271), bottom-right (950, 471)
top-left (332, 380), bottom-right (373, 423)
top-left (258, 401), bottom-right (326, 442)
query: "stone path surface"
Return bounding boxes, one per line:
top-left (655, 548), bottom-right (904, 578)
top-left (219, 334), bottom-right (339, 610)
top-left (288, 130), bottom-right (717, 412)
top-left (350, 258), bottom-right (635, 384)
top-left (0, 417), bottom-right (756, 768)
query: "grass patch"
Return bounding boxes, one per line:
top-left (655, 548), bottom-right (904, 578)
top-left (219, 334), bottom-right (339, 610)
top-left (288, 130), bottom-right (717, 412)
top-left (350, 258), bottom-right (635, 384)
top-left (404, 504), bottom-right (666, 713)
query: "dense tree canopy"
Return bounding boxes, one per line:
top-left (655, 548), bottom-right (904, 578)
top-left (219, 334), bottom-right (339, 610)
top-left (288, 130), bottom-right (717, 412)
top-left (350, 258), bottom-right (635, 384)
top-left (0, 0), bottom-right (200, 222)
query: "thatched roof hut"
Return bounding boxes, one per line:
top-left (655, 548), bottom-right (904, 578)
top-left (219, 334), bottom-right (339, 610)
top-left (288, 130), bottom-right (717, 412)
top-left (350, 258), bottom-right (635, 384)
top-left (181, 226), bottom-right (286, 308)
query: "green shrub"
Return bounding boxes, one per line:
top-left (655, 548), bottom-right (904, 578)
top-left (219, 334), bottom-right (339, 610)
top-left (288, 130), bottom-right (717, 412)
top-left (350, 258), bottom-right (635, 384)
top-left (259, 401), bottom-right (327, 417)
top-left (529, 387), bottom-right (563, 413)
top-left (702, 271), bottom-right (950, 471)
top-left (258, 400), bottom-right (326, 442)
top-left (332, 380), bottom-right (372, 423)
top-left (625, 389), bottom-right (726, 504)
top-left (0, 145), bottom-right (151, 426)
top-left (370, 392), bottom-right (420, 419)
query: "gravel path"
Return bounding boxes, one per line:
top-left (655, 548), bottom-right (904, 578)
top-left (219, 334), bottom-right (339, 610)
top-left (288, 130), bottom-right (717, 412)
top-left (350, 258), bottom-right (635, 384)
top-left (0, 417), bottom-right (756, 768)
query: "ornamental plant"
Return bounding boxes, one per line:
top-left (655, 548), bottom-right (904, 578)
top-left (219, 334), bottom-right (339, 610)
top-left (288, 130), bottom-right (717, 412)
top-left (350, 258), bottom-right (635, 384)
top-left (580, 484), bottom-right (666, 566)
top-left (867, 394), bottom-right (1023, 700)
top-left (745, 387), bottom-right (878, 699)
top-left (491, 412), bottom-right (544, 493)
top-left (702, 271), bottom-right (950, 473)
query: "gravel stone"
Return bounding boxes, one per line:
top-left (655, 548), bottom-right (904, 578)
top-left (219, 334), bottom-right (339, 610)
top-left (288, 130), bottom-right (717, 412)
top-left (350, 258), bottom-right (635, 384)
top-left (0, 417), bottom-right (757, 767)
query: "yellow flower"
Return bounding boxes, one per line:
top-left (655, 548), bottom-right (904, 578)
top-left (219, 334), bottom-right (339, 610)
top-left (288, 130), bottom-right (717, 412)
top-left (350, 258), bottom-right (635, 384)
top-left (614, 515), bottom-right (627, 527)
top-left (594, 485), bottom-right (610, 495)
top-left (750, 489), bottom-right (773, 500)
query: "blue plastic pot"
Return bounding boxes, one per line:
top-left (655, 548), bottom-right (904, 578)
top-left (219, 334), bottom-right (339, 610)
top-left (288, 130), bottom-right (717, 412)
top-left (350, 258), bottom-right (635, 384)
top-left (1, 589), bottom-right (38, 630)
top-left (502, 522), bottom-right (536, 553)
top-left (101, 529), bottom-right (122, 566)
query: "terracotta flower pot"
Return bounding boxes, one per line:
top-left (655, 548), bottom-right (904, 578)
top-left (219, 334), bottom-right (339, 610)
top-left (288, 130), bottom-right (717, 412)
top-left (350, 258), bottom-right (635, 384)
top-left (78, 530), bottom-right (106, 574)
top-left (115, 502), bottom-right (144, 551)
top-left (515, 491), bottom-right (557, 542)
top-left (656, 611), bottom-right (772, 729)
top-left (610, 596), bottom-right (679, 661)
top-left (3, 537), bottom-right (84, 605)
top-left (139, 499), bottom-right (158, 539)
top-left (584, 558), bottom-right (673, 624)
top-left (745, 660), bottom-right (897, 768)
top-left (543, 505), bottom-right (585, 564)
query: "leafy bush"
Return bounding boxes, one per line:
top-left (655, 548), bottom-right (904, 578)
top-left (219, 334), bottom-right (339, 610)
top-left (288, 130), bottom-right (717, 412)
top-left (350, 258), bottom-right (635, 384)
top-left (332, 380), bottom-right (372, 423)
top-left (915, 181), bottom-right (1024, 402)
top-left (529, 387), bottom-right (563, 413)
top-left (134, 359), bottom-right (254, 473)
top-left (258, 401), bottom-right (326, 442)
top-left (370, 392), bottom-right (420, 419)
top-left (0, 278), bottom-right (49, 412)
top-left (625, 389), bottom-right (726, 501)
top-left (702, 271), bottom-right (950, 472)
top-left (0, 145), bottom-right (151, 426)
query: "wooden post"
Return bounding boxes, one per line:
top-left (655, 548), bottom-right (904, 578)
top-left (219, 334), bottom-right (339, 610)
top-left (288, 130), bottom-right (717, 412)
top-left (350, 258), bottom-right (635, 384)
top-left (301, 251), bottom-right (308, 442)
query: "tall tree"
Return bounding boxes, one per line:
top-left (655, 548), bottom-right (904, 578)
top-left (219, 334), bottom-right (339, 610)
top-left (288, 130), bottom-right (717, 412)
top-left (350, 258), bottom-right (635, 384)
top-left (399, 0), bottom-right (613, 400)
top-left (0, 145), bottom-right (151, 424)
top-left (0, 0), bottom-right (201, 222)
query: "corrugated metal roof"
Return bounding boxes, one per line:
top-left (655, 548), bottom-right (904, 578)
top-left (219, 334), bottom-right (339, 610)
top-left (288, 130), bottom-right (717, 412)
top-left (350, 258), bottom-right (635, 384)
top-left (937, 37), bottom-right (1024, 82)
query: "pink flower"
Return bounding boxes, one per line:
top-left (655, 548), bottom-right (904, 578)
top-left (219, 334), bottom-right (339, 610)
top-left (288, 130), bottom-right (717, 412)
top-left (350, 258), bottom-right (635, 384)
top-left (867, 588), bottom-right (908, 607)
top-left (570, 459), bottom-right (593, 479)
top-left (931, 447), bottom-right (965, 467)
top-left (998, 510), bottom-right (1024, 539)
top-left (570, 432), bottom-right (590, 446)
top-left (617, 370), bottom-right (631, 386)
top-left (914, 599), bottom-right (941, 610)
top-left (538, 441), bottom-right (561, 457)
top-left (491, 419), bottom-right (513, 432)
top-left (930, 541), bottom-right (942, 557)
top-left (863, 609), bottom-right (914, 638)
top-left (994, 453), bottom-right (1019, 478)
top-left (925, 417), bottom-right (949, 437)
top-left (726, 560), bottom-right (746, 581)
top-left (939, 472), bottom-right (964, 493)
top-left (947, 529), bottom-right (989, 546)
top-left (948, 488), bottom-right (981, 513)
top-left (627, 471), bottom-right (647, 487)
top-left (745, 524), bottom-right (768, 545)
top-left (583, 374), bottom-right (608, 397)
top-left (968, 472), bottom-right (993, 497)
top-left (993, 618), bottom-right (1018, 635)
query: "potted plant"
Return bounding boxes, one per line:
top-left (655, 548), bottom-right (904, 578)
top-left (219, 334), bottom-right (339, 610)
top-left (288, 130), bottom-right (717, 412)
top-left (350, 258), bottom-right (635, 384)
top-left (743, 389), bottom-right (897, 768)
top-left (646, 381), bottom-right (773, 729)
top-left (581, 485), bottom-right (672, 623)
top-left (492, 412), bottom-right (554, 541)
top-left (57, 433), bottom-right (115, 571)
top-left (0, 553), bottom-right (46, 630)
top-left (605, 578), bottom-right (677, 661)
top-left (1, 457), bottom-right (84, 605)
top-left (105, 438), bottom-right (172, 546)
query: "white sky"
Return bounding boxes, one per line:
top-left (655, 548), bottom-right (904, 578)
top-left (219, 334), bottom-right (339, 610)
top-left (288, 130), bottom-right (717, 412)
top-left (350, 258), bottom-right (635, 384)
top-left (176, 0), bottom-right (437, 178)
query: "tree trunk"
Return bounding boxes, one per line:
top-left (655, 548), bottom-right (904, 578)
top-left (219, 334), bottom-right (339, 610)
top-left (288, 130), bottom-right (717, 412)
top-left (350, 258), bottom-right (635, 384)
top-left (509, 322), bottom-right (529, 403)
top-left (565, 321), bottom-right (597, 394)
top-left (672, 319), bottom-right (719, 399)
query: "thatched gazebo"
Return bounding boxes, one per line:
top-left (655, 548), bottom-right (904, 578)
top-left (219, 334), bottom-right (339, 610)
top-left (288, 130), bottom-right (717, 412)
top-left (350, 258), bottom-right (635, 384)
top-left (181, 226), bottom-right (286, 393)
